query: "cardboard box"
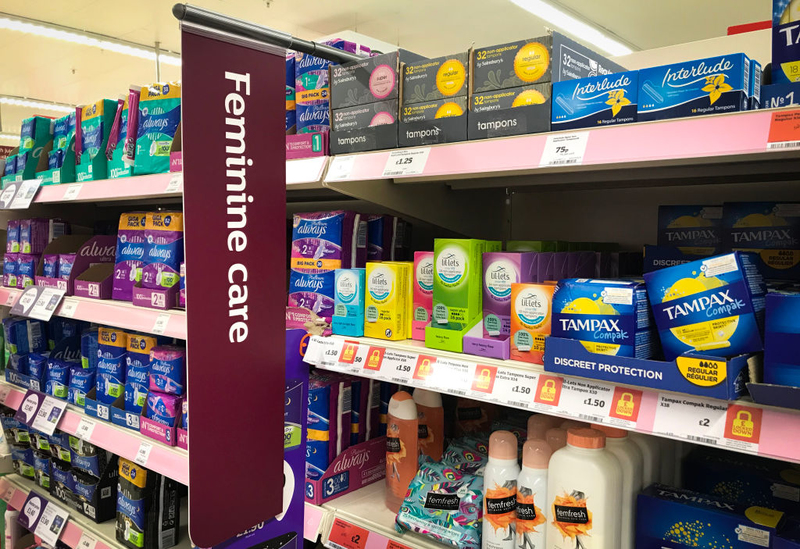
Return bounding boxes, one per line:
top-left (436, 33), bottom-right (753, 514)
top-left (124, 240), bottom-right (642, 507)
top-left (760, 82), bottom-right (800, 108)
top-left (657, 205), bottom-right (723, 255)
top-left (402, 52), bottom-right (470, 104)
top-left (473, 32), bottom-right (627, 92)
top-left (35, 235), bottom-right (115, 296)
top-left (469, 85), bottom-right (551, 139)
top-left (305, 437), bottom-right (385, 505)
top-left (49, 453), bottom-right (119, 523)
top-left (399, 97), bottom-right (468, 147)
top-left (638, 54), bottom-right (751, 122)
top-left (330, 49), bottom-right (426, 109)
top-left (773, 0), bottom-right (800, 84)
top-left (332, 100), bottom-right (398, 131)
top-left (552, 71), bottom-right (638, 130)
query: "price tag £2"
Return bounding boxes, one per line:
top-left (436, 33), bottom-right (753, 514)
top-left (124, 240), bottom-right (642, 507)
top-left (382, 148), bottom-right (431, 177)
top-left (327, 518), bottom-right (369, 549)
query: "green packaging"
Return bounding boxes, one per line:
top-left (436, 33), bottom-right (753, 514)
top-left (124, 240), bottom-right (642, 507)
top-left (432, 239), bottom-right (491, 327)
top-left (19, 116), bottom-right (53, 155)
top-left (134, 82), bottom-right (181, 175)
top-left (77, 99), bottom-right (117, 181)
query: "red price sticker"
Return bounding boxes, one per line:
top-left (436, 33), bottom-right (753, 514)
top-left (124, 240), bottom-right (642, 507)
top-left (608, 387), bottom-right (643, 424)
top-left (471, 365), bottom-right (497, 394)
top-left (364, 347), bottom-right (385, 371)
top-left (723, 404), bottom-right (762, 451)
top-left (412, 355), bottom-right (436, 381)
top-left (387, 542), bottom-right (412, 549)
top-left (534, 375), bottom-right (563, 406)
top-left (328, 518), bottom-right (369, 549)
top-left (767, 109), bottom-right (800, 150)
top-left (339, 342), bottom-right (359, 365)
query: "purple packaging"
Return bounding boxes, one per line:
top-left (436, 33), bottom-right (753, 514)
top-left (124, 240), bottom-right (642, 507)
top-left (295, 39), bottom-right (368, 95)
top-left (286, 53), bottom-right (296, 134)
top-left (113, 212), bottom-right (147, 301)
top-left (142, 211), bottom-right (184, 290)
top-left (288, 271), bottom-right (335, 322)
top-left (567, 251), bottom-right (597, 278)
top-left (367, 215), bottom-right (398, 261)
top-left (291, 211), bottom-right (366, 273)
top-left (553, 252), bottom-right (569, 280)
top-left (296, 102), bottom-right (331, 134)
top-left (145, 391), bottom-right (182, 427)
top-left (7, 220), bottom-right (20, 253)
top-left (3, 253), bottom-right (18, 287)
top-left (58, 253), bottom-right (76, 280)
top-left (179, 261), bottom-right (185, 307)
top-left (43, 254), bottom-right (59, 278)
top-left (148, 345), bottom-right (185, 396)
top-left (305, 436), bottom-right (385, 505)
top-left (482, 252), bottom-right (537, 339)
top-left (19, 219), bottom-right (49, 255)
top-left (17, 254), bottom-right (40, 288)
top-left (536, 252), bottom-right (554, 283)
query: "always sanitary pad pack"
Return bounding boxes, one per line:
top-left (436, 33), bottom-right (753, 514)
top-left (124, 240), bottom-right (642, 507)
top-left (135, 82), bottom-right (181, 175)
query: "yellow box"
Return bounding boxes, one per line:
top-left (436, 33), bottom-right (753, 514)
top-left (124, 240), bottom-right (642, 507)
top-left (365, 262), bottom-right (411, 340)
top-left (510, 283), bottom-right (555, 365)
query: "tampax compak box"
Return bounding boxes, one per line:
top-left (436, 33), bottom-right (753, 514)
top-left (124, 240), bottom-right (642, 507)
top-left (773, 0), bottom-right (800, 84)
top-left (638, 54), bottom-right (752, 122)
top-left (552, 71), bottom-right (639, 131)
top-left (657, 205), bottom-right (723, 255)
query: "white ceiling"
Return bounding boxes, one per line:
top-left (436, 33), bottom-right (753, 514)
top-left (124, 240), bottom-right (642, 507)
top-left (0, 0), bottom-right (770, 137)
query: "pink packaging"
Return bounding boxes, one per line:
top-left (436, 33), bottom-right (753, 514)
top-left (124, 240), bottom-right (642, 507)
top-left (412, 251), bottom-right (434, 340)
top-left (304, 436), bottom-right (386, 505)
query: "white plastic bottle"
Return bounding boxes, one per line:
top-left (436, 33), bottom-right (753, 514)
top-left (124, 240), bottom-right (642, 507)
top-left (517, 439), bottom-right (551, 549)
top-left (546, 428), bottom-right (622, 549)
top-left (629, 432), bottom-right (660, 489)
top-left (483, 431), bottom-right (520, 549)
top-left (5, 508), bottom-right (19, 549)
top-left (527, 414), bottom-right (560, 441)
top-left (595, 425), bottom-right (643, 549)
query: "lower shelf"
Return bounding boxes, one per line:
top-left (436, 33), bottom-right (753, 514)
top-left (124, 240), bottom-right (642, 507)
top-left (306, 482), bottom-right (448, 549)
top-left (0, 474), bottom-right (190, 549)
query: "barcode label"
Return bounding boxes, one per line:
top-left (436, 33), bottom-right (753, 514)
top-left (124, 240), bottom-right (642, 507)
top-left (448, 389), bottom-right (467, 396)
top-left (768, 140), bottom-right (800, 150)
top-left (688, 435), bottom-right (717, 445)
top-left (579, 414), bottom-right (604, 423)
top-left (550, 158), bottom-right (581, 165)
top-left (161, 528), bottom-right (176, 548)
top-left (507, 401), bottom-right (527, 409)
top-left (392, 378), bottom-right (406, 384)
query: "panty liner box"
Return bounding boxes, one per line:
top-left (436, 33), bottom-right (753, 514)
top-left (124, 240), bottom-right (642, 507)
top-left (472, 31), bottom-right (626, 92)
top-left (469, 84), bottom-right (551, 139)
top-left (401, 52), bottom-right (470, 105)
top-left (330, 49), bottom-right (426, 109)
top-left (773, 0), bottom-right (800, 84)
top-left (552, 71), bottom-right (638, 131)
top-left (638, 54), bottom-right (752, 122)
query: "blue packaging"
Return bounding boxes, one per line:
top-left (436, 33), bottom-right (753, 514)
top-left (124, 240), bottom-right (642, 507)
top-left (3, 318), bottom-right (46, 355)
top-left (6, 220), bottom-right (19, 253)
top-left (98, 327), bottom-right (127, 359)
top-left (286, 53), bottom-right (296, 133)
top-left (48, 318), bottom-right (84, 350)
top-left (723, 202), bottom-right (800, 281)
top-left (306, 374), bottom-right (352, 480)
top-left (7, 353), bottom-right (29, 375)
top-left (81, 328), bottom-right (99, 369)
top-left (552, 71), bottom-right (639, 130)
top-left (69, 367), bottom-right (95, 407)
top-left (635, 484), bottom-right (783, 549)
top-left (70, 438), bottom-right (109, 478)
top-left (97, 355), bottom-right (126, 405)
top-left (750, 59), bottom-right (762, 109)
top-left (551, 279), bottom-right (656, 358)
top-left (181, 400), bottom-right (188, 430)
top-left (148, 346), bottom-right (185, 396)
top-left (288, 270), bottom-right (336, 322)
top-left (3, 254), bottom-right (17, 288)
top-left (643, 245), bottom-right (704, 273)
top-left (125, 379), bottom-right (148, 414)
top-left (760, 82), bottom-right (800, 109)
top-left (33, 450), bottom-right (51, 489)
top-left (764, 292), bottom-right (800, 386)
top-left (296, 102), bottom-right (330, 134)
top-left (658, 205), bottom-right (723, 255)
top-left (1, 410), bottom-right (30, 446)
top-left (28, 352), bottom-right (49, 381)
top-left (45, 359), bottom-right (72, 399)
top-left (51, 459), bottom-right (74, 492)
top-left (773, 0), bottom-right (800, 84)
top-left (17, 254), bottom-right (39, 288)
top-left (644, 252), bottom-right (766, 360)
top-left (145, 391), bottom-right (182, 427)
top-left (11, 445), bottom-right (34, 479)
top-left (332, 268), bottom-right (366, 337)
top-left (638, 54), bottom-right (751, 122)
top-left (43, 254), bottom-right (58, 278)
top-left (49, 432), bottom-right (72, 463)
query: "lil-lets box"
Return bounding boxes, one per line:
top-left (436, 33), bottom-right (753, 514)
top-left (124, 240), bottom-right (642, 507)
top-left (332, 268), bottom-right (365, 337)
top-left (364, 262), bottom-right (411, 340)
top-left (552, 71), bottom-right (638, 130)
top-left (412, 252), bottom-right (434, 341)
top-left (482, 252), bottom-right (537, 338)
top-left (636, 484), bottom-right (783, 549)
top-left (510, 283), bottom-right (555, 364)
top-left (638, 54), bottom-right (751, 122)
top-left (432, 239), bottom-right (491, 329)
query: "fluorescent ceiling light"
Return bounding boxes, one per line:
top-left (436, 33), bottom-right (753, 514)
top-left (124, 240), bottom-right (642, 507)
top-left (0, 14), bottom-right (181, 66)
top-left (509, 0), bottom-right (634, 56)
top-left (0, 96), bottom-right (74, 114)
top-left (0, 133), bottom-right (18, 142)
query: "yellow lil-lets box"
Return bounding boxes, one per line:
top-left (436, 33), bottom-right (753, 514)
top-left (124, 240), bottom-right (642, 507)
top-left (365, 262), bottom-right (411, 340)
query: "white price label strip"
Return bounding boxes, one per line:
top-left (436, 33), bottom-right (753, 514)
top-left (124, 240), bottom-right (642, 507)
top-left (381, 351), bottom-right (416, 385)
top-left (10, 179), bottom-right (42, 209)
top-left (382, 148), bottom-right (431, 177)
top-left (34, 500), bottom-right (69, 547)
top-left (77, 532), bottom-right (98, 549)
top-left (134, 441), bottom-right (153, 466)
top-left (426, 358), bottom-right (472, 396)
top-left (165, 173), bottom-right (183, 193)
top-left (75, 417), bottom-right (96, 441)
top-left (652, 393), bottom-right (727, 444)
top-left (5, 292), bottom-right (16, 306)
top-left (152, 313), bottom-right (170, 335)
top-left (31, 396), bottom-right (67, 435)
top-left (489, 368), bottom-right (538, 408)
top-left (556, 378), bottom-right (614, 424)
top-left (0, 184), bottom-right (18, 209)
top-left (59, 299), bottom-right (78, 318)
top-left (325, 156), bottom-right (356, 181)
top-left (62, 184), bottom-right (82, 201)
top-left (540, 132), bottom-right (590, 167)
top-left (317, 338), bottom-right (344, 369)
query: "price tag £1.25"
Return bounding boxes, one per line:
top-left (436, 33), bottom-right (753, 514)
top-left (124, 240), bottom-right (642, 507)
top-left (382, 148), bottom-right (431, 178)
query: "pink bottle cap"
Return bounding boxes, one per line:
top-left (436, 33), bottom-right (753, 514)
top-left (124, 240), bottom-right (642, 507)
top-left (527, 414), bottom-right (559, 440)
top-left (489, 430), bottom-right (518, 461)
top-left (522, 439), bottom-right (552, 469)
top-left (567, 428), bottom-right (606, 449)
top-left (593, 424), bottom-right (628, 439)
top-left (560, 419), bottom-right (588, 431)
top-left (546, 427), bottom-right (567, 452)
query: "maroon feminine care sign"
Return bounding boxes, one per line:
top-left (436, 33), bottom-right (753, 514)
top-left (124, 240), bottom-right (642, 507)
top-left (181, 26), bottom-right (286, 546)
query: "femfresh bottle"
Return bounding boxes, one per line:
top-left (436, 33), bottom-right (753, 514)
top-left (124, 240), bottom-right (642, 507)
top-left (527, 414), bottom-right (560, 441)
top-left (545, 428), bottom-right (567, 452)
top-left (385, 391), bottom-right (419, 512)
top-left (629, 433), bottom-right (660, 488)
top-left (483, 431), bottom-right (520, 549)
top-left (546, 428), bottom-right (622, 549)
top-left (413, 388), bottom-right (444, 461)
top-left (517, 439), bottom-right (551, 549)
top-left (594, 425), bottom-right (643, 549)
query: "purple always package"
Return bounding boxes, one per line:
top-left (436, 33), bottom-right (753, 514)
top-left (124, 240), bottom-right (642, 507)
top-left (295, 39), bottom-right (369, 94)
top-left (149, 345), bottom-right (185, 396)
top-left (367, 215), bottom-right (398, 261)
top-left (146, 391), bottom-right (182, 427)
top-left (307, 373), bottom-right (352, 481)
top-left (3, 254), bottom-right (17, 287)
top-left (296, 102), bottom-right (330, 134)
top-left (142, 211), bottom-right (184, 289)
top-left (483, 252), bottom-right (537, 338)
top-left (7, 220), bottom-right (19, 253)
top-left (113, 212), bottom-right (147, 300)
top-left (291, 211), bottom-right (366, 274)
top-left (58, 253), bottom-right (76, 280)
top-left (20, 219), bottom-right (49, 255)
top-left (43, 254), bottom-right (59, 278)
top-left (288, 271), bottom-right (335, 322)
top-left (17, 254), bottom-right (40, 288)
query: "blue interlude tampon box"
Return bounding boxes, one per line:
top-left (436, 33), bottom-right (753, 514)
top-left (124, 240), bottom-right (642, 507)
top-left (332, 268), bottom-right (365, 337)
top-left (638, 54), bottom-right (751, 122)
top-left (552, 71), bottom-right (638, 130)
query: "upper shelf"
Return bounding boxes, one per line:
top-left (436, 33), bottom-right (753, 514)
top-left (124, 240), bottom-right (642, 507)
top-left (322, 109), bottom-right (800, 191)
